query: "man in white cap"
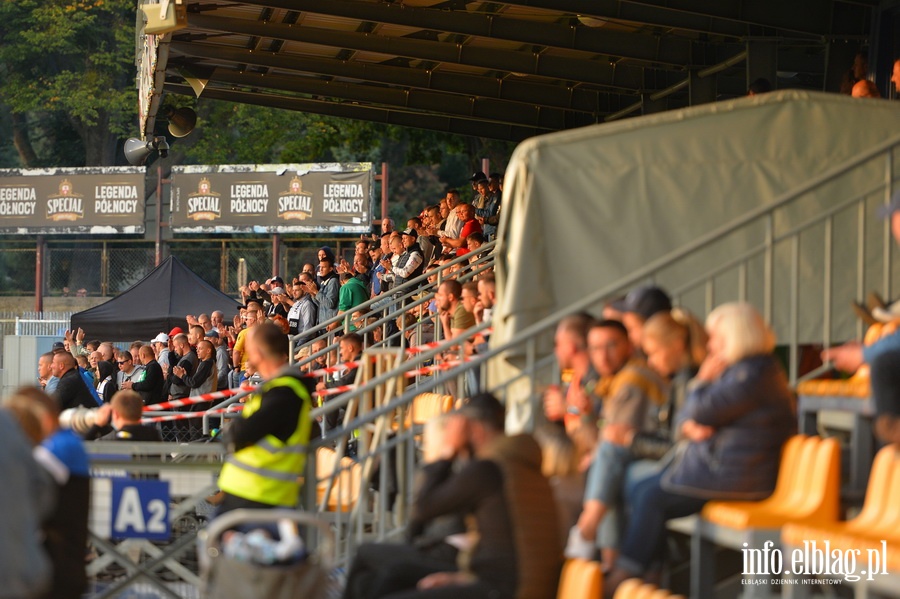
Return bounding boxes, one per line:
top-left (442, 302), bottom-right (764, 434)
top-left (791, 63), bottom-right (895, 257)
top-left (152, 332), bottom-right (170, 365)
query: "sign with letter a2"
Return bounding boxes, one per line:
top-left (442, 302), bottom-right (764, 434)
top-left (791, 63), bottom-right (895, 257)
top-left (111, 479), bottom-right (170, 541)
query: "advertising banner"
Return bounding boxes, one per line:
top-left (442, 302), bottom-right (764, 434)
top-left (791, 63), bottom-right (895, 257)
top-left (170, 163), bottom-right (373, 233)
top-left (0, 167), bottom-right (146, 234)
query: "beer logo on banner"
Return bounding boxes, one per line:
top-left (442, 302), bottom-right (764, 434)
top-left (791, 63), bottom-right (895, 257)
top-left (186, 177), bottom-right (221, 221)
top-left (47, 179), bottom-right (85, 221)
top-left (277, 176), bottom-right (313, 220)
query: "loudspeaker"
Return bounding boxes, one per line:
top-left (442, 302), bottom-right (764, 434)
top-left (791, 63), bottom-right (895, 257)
top-left (124, 138), bottom-right (153, 166)
top-left (142, 2), bottom-right (187, 36)
top-left (165, 107), bottom-right (197, 137)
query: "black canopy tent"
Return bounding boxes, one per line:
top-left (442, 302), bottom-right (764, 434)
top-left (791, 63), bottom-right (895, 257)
top-left (71, 256), bottom-right (240, 342)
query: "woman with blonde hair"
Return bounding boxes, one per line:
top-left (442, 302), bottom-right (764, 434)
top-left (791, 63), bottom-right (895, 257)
top-left (631, 308), bottom-right (708, 461)
top-left (605, 302), bottom-right (795, 596)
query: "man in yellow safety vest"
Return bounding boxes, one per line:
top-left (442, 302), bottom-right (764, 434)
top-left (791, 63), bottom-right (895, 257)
top-left (217, 322), bottom-right (316, 513)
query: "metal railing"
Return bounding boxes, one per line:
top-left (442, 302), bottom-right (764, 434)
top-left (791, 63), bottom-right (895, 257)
top-left (288, 129), bottom-right (900, 569)
top-left (289, 241), bottom-right (496, 369)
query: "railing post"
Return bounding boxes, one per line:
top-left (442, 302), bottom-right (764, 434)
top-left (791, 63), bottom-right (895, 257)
top-left (101, 241), bottom-right (109, 297)
top-left (763, 213), bottom-right (774, 324)
top-left (884, 150), bottom-right (894, 301)
top-left (34, 236), bottom-right (44, 313)
top-left (823, 216), bottom-right (833, 351)
top-left (789, 235), bottom-right (800, 385)
top-left (857, 200), bottom-right (866, 340)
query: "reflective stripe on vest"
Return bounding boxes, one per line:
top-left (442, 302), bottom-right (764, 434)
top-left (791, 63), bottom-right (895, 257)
top-left (217, 376), bottom-right (312, 507)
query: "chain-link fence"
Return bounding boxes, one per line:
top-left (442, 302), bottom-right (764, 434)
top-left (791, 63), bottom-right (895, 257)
top-left (0, 237), bottom-right (364, 298)
top-left (0, 247), bottom-right (37, 295)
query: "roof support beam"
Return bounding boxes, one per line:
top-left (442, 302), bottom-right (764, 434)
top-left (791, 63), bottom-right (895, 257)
top-left (184, 13), bottom-right (646, 90)
top-left (163, 83), bottom-right (543, 141)
top-left (169, 41), bottom-right (625, 113)
top-left (493, 0), bottom-right (837, 39)
top-left (229, 0), bottom-right (691, 67)
top-left (205, 68), bottom-right (596, 129)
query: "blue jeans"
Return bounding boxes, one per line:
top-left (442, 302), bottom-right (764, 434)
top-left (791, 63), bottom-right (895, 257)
top-left (617, 471), bottom-right (707, 574)
top-left (583, 441), bottom-right (632, 548)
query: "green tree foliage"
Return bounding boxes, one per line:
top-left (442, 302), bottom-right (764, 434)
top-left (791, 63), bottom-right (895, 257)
top-left (0, 0), bottom-right (136, 166)
top-left (172, 98), bottom-right (513, 221)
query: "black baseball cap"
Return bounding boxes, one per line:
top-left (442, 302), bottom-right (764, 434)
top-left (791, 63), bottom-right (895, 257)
top-left (469, 171), bottom-right (487, 182)
top-left (401, 227), bottom-right (418, 238)
top-left (612, 285), bottom-right (673, 321)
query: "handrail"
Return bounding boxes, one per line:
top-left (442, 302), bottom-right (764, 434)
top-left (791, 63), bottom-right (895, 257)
top-left (291, 244), bottom-right (495, 367)
top-left (288, 239), bottom-right (496, 350)
top-left (484, 132), bottom-right (900, 352)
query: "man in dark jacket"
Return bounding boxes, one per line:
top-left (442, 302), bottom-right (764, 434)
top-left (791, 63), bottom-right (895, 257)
top-left (316, 333), bottom-right (363, 433)
top-left (343, 393), bottom-right (520, 599)
top-left (51, 352), bottom-right (98, 411)
top-left (166, 333), bottom-right (198, 441)
top-left (84, 390), bottom-right (162, 441)
top-left (123, 345), bottom-right (164, 406)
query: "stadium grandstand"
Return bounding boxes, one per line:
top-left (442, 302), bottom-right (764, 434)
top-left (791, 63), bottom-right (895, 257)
top-left (4, 2), bottom-right (900, 599)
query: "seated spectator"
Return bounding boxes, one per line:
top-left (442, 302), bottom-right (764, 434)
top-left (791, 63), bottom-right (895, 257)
top-left (84, 390), bottom-right (163, 441)
top-left (851, 79), bottom-right (880, 98)
top-left (574, 320), bottom-right (665, 566)
top-left (823, 194), bottom-right (900, 417)
top-left (316, 332), bottom-right (363, 434)
top-left (347, 393), bottom-right (519, 599)
top-left (611, 285), bottom-right (673, 350)
top-left (435, 280), bottom-right (475, 342)
top-left (630, 308), bottom-right (707, 463)
top-left (543, 313), bottom-right (598, 442)
top-left (604, 303), bottom-right (796, 596)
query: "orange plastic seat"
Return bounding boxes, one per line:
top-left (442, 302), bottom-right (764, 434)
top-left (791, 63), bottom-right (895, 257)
top-left (796, 322), bottom-right (898, 397)
top-left (612, 578), bottom-right (645, 599)
top-left (702, 435), bottom-right (841, 529)
top-left (556, 559), bottom-right (602, 599)
top-left (316, 447), bottom-right (362, 512)
top-left (782, 444), bottom-right (898, 548)
top-left (405, 393), bottom-right (454, 428)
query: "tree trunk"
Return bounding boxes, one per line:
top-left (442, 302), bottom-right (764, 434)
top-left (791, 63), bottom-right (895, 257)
top-left (11, 112), bottom-right (39, 167)
top-left (72, 110), bottom-right (119, 166)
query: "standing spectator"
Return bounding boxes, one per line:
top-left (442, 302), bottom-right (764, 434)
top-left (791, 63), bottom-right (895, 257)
top-left (316, 246), bottom-right (337, 286)
top-left (168, 333), bottom-right (198, 440)
top-left (124, 345), bottom-right (165, 406)
top-left (19, 387), bottom-right (90, 599)
top-left (152, 333), bottom-right (170, 365)
top-left (211, 310), bottom-right (225, 330)
top-left (605, 303), bottom-right (795, 595)
top-left (468, 170), bottom-right (487, 203)
top-left (312, 258), bottom-right (340, 327)
top-left (209, 331), bottom-right (231, 392)
top-left (0, 405), bottom-right (53, 599)
top-left (381, 216), bottom-right (395, 235)
top-left (51, 352), bottom-right (97, 411)
top-left (441, 190), bottom-right (464, 239)
top-left (441, 204), bottom-right (483, 257)
top-left (368, 242), bottom-right (387, 296)
top-left (231, 305), bottom-right (261, 387)
top-left (339, 271), bottom-right (369, 317)
top-left (115, 350), bottom-right (145, 389)
top-left (543, 313), bottom-right (597, 440)
top-left (410, 216), bottom-right (438, 266)
top-left (287, 280), bottom-right (317, 342)
top-left (217, 323), bottom-right (316, 513)
top-left (476, 274), bottom-right (496, 324)
top-left (96, 360), bottom-right (118, 403)
top-left (388, 228), bottom-right (426, 289)
top-left (473, 179), bottom-right (501, 241)
top-left (197, 313), bottom-right (214, 334)
top-left (38, 352), bottom-right (55, 392)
